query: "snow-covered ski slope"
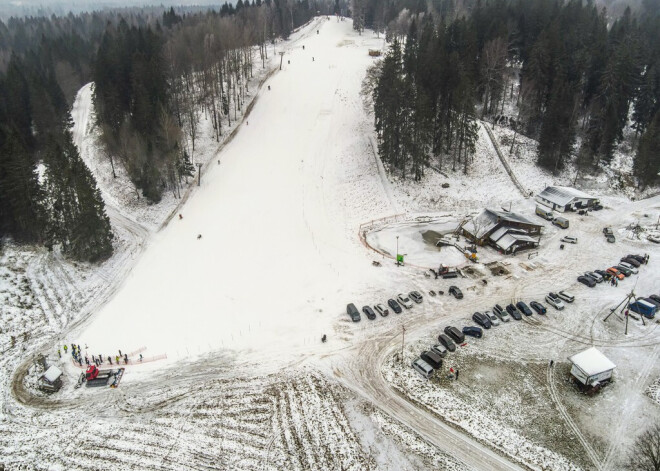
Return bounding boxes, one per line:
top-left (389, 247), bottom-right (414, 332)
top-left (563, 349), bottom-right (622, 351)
top-left (76, 18), bottom-right (391, 363)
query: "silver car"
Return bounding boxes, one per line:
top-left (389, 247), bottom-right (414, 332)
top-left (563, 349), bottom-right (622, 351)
top-left (584, 272), bottom-right (603, 283)
top-left (618, 261), bottom-right (639, 274)
top-left (431, 344), bottom-right (448, 357)
top-left (557, 290), bottom-right (575, 303)
top-left (409, 291), bottom-right (423, 303)
top-left (374, 304), bottom-right (389, 317)
top-left (546, 293), bottom-right (565, 310)
top-left (495, 308), bottom-right (511, 322)
top-left (485, 310), bottom-right (500, 326)
top-left (397, 293), bottom-right (413, 309)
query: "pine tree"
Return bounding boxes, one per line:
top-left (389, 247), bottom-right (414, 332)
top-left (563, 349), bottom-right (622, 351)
top-left (43, 129), bottom-right (113, 262)
top-left (634, 110), bottom-right (660, 188)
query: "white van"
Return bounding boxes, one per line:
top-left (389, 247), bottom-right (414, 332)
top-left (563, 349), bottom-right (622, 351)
top-left (412, 358), bottom-right (434, 379)
top-left (536, 205), bottom-right (554, 221)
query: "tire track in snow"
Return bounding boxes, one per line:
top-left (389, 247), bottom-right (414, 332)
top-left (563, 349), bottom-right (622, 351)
top-left (546, 363), bottom-right (602, 470)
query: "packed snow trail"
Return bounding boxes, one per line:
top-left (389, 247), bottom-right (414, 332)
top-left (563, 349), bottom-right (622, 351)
top-left (76, 18), bottom-right (390, 364)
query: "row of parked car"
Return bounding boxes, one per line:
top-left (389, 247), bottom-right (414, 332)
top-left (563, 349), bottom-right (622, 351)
top-left (412, 292), bottom-right (576, 378)
top-left (577, 253), bottom-right (646, 287)
top-left (346, 291), bottom-right (424, 322)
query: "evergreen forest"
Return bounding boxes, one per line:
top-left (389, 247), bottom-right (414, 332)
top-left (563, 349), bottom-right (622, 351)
top-left (359, 0), bottom-right (660, 185)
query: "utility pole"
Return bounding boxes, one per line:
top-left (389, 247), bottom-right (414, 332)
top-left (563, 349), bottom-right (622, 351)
top-left (196, 163), bottom-right (203, 186)
top-left (278, 51), bottom-right (285, 70)
top-left (400, 326), bottom-right (405, 363)
top-left (396, 235), bottom-right (399, 266)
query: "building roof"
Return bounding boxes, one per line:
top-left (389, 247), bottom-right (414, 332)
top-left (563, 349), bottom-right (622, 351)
top-left (494, 233), bottom-right (538, 251)
top-left (465, 209), bottom-right (540, 239)
top-left (569, 347), bottom-right (616, 376)
top-left (43, 365), bottom-right (62, 383)
top-left (537, 186), bottom-right (596, 207)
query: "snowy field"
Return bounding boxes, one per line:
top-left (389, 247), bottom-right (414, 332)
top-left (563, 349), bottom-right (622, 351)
top-left (3, 16), bottom-right (660, 471)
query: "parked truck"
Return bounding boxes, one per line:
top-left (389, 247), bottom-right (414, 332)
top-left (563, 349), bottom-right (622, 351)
top-left (629, 300), bottom-right (657, 319)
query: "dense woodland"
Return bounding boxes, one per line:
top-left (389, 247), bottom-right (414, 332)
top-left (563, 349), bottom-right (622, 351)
top-left (0, 0), bottom-right (342, 260)
top-left (362, 0), bottom-right (660, 186)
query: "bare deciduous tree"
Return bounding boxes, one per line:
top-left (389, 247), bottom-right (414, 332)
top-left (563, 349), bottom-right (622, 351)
top-left (626, 424), bottom-right (660, 471)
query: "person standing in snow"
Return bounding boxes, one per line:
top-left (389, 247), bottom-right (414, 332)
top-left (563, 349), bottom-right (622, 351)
top-left (115, 355), bottom-right (120, 364)
top-left (118, 349), bottom-right (122, 357)
top-left (63, 345), bottom-right (68, 354)
top-left (58, 349), bottom-right (61, 358)
top-left (124, 354), bottom-right (128, 364)
top-left (139, 354), bottom-right (143, 362)
top-left (108, 356), bottom-right (112, 365)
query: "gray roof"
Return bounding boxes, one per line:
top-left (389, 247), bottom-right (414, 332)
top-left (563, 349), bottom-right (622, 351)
top-left (465, 209), bottom-right (539, 239)
top-left (43, 365), bottom-right (62, 383)
top-left (494, 233), bottom-right (538, 251)
top-left (536, 186), bottom-right (596, 207)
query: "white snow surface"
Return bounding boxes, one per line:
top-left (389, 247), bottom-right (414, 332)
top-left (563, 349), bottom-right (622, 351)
top-left (75, 18), bottom-right (389, 365)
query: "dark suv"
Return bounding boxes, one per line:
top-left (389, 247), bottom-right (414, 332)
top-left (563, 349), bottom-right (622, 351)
top-left (516, 301), bottom-right (533, 316)
top-left (437, 334), bottom-right (456, 352)
top-left (388, 298), bottom-right (402, 314)
top-left (472, 311), bottom-right (492, 329)
top-left (506, 304), bottom-right (522, 320)
top-left (448, 286), bottom-right (463, 299)
top-left (346, 303), bottom-right (361, 322)
top-left (444, 326), bottom-right (465, 344)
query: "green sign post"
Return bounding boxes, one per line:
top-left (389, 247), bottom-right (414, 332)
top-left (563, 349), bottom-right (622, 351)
top-left (396, 254), bottom-right (404, 265)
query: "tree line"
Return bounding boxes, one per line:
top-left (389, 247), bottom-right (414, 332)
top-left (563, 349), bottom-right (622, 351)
top-left (364, 0), bottom-right (660, 187)
top-left (0, 1), bottom-right (338, 260)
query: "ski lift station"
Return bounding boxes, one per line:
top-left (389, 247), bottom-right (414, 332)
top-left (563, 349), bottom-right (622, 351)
top-left (568, 347), bottom-right (616, 391)
top-left (535, 186), bottom-right (599, 212)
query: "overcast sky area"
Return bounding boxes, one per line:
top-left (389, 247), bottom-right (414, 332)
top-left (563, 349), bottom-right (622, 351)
top-left (0, 0), bottom-right (229, 19)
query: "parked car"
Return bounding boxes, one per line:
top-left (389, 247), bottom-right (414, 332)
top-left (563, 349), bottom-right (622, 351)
top-left (431, 344), bottom-right (448, 357)
top-left (561, 236), bottom-right (578, 244)
top-left (444, 326), bottom-right (465, 344)
top-left (506, 304), bottom-right (523, 320)
top-left (606, 267), bottom-right (625, 280)
top-left (595, 269), bottom-right (611, 280)
top-left (530, 301), bottom-right (547, 315)
top-left (397, 293), bottom-right (414, 309)
top-left (437, 334), bottom-right (456, 352)
top-left (627, 254), bottom-right (646, 264)
top-left (493, 304), bottom-right (505, 317)
top-left (603, 227), bottom-right (615, 243)
top-left (494, 307), bottom-right (510, 322)
top-left (472, 311), bottom-right (492, 329)
top-left (545, 293), bottom-right (565, 310)
top-left (347, 303), bottom-right (361, 322)
top-left (412, 358), bottom-right (434, 379)
top-left (388, 298), bottom-right (402, 314)
top-left (420, 351), bottom-right (443, 369)
top-left (614, 265), bottom-right (632, 277)
top-left (409, 291), bottom-right (423, 303)
top-left (649, 295), bottom-right (660, 304)
top-left (621, 256), bottom-right (641, 268)
top-left (362, 305), bottom-right (376, 320)
top-left (374, 304), bottom-right (389, 317)
top-left (448, 286), bottom-right (463, 299)
top-left (618, 261), bottom-right (639, 274)
top-left (558, 291), bottom-right (575, 303)
top-left (463, 326), bottom-right (483, 338)
top-left (578, 275), bottom-right (596, 287)
top-left (516, 301), bottom-right (533, 316)
top-left (584, 271), bottom-right (603, 283)
top-left (485, 310), bottom-right (501, 326)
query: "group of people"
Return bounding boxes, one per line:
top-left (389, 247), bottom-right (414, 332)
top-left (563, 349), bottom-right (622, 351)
top-left (59, 344), bottom-right (144, 367)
